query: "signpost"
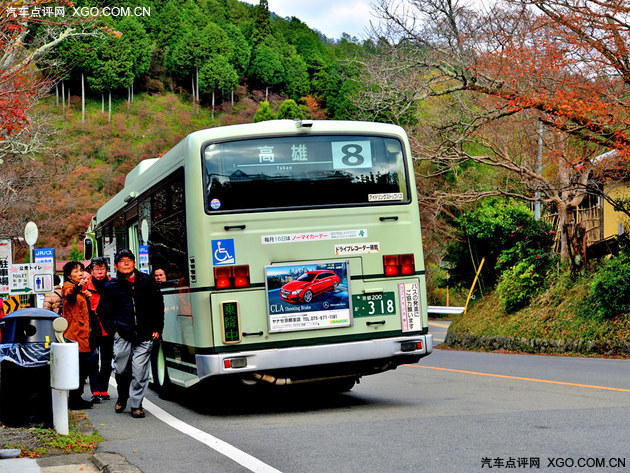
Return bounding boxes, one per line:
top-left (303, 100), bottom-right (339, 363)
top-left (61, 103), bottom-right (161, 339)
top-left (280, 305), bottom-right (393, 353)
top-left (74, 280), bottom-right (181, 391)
top-left (1, 227), bottom-right (54, 302)
top-left (30, 263), bottom-right (54, 293)
top-left (9, 264), bottom-right (31, 293)
top-left (8, 263), bottom-right (54, 295)
top-left (0, 239), bottom-right (11, 294)
top-left (138, 245), bottom-right (150, 274)
top-left (2, 296), bottom-right (21, 315)
top-left (24, 221), bottom-right (38, 261)
top-left (34, 248), bottom-right (54, 265)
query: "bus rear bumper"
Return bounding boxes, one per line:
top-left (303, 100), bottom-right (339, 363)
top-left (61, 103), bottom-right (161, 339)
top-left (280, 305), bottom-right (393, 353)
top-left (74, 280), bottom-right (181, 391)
top-left (196, 333), bottom-right (433, 380)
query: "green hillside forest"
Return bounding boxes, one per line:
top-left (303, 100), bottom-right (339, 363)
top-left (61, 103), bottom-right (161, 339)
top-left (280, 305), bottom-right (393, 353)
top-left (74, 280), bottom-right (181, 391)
top-left (3, 0), bottom-right (630, 350)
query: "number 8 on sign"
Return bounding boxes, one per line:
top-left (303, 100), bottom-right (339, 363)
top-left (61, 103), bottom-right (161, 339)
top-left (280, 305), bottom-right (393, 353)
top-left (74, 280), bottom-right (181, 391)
top-left (331, 141), bottom-right (372, 170)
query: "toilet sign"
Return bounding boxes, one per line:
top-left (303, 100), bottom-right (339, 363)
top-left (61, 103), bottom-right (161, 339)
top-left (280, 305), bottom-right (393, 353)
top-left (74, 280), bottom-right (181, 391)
top-left (30, 263), bottom-right (53, 293)
top-left (9, 264), bottom-right (31, 293)
top-left (8, 263), bottom-right (54, 294)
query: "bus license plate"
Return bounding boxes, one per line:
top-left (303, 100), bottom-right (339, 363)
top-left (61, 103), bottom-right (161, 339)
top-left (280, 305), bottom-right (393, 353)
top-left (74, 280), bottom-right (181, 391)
top-left (353, 292), bottom-right (396, 317)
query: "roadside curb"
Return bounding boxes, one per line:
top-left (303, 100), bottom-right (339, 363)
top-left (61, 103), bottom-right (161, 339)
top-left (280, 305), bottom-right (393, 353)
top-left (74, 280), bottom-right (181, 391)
top-left (445, 332), bottom-right (630, 357)
top-left (93, 452), bottom-right (143, 473)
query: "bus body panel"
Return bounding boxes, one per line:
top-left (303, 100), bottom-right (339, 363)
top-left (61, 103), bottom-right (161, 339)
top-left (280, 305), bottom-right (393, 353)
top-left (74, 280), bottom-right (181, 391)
top-left (91, 120), bottom-right (431, 388)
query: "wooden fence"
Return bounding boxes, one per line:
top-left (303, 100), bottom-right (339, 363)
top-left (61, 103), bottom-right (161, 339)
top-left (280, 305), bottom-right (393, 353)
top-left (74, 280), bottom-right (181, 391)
top-left (544, 203), bottom-right (604, 247)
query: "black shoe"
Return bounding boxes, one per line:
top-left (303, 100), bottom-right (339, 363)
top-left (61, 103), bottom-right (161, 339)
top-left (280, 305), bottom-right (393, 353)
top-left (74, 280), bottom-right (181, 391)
top-left (100, 392), bottom-right (111, 400)
top-left (90, 394), bottom-right (102, 404)
top-left (115, 399), bottom-right (127, 413)
top-left (69, 398), bottom-right (93, 410)
top-left (131, 408), bottom-right (145, 418)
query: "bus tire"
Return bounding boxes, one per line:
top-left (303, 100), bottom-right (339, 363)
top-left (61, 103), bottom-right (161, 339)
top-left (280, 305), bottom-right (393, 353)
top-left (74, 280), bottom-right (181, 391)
top-left (151, 341), bottom-right (174, 399)
top-left (303, 290), bottom-right (313, 303)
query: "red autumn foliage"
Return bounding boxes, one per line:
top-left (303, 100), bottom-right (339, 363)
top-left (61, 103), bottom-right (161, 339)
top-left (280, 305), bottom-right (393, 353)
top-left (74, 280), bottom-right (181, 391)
top-left (0, 0), bottom-right (90, 139)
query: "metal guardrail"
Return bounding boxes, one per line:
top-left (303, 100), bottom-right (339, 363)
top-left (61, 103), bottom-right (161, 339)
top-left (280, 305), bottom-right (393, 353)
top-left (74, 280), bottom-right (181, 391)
top-left (427, 305), bottom-right (465, 315)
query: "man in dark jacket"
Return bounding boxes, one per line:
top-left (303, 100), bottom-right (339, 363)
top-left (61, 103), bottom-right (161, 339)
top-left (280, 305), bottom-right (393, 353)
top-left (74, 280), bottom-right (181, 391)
top-left (99, 249), bottom-right (164, 418)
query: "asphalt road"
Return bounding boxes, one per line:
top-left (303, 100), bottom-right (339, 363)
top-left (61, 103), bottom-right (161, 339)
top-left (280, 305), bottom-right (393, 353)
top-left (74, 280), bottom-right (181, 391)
top-left (428, 318), bottom-right (450, 345)
top-left (87, 346), bottom-right (630, 473)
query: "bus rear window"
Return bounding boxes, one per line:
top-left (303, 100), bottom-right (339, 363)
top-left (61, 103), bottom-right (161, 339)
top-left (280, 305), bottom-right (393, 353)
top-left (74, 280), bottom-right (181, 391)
top-left (204, 135), bottom-right (410, 213)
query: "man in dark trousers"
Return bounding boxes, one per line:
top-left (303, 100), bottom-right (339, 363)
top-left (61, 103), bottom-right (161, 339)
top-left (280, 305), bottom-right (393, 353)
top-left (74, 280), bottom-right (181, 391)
top-left (99, 249), bottom-right (164, 418)
top-left (85, 256), bottom-right (113, 402)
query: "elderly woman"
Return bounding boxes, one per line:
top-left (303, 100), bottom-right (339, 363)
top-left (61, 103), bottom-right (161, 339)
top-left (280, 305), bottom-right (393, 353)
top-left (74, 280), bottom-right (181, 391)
top-left (61, 261), bottom-right (94, 410)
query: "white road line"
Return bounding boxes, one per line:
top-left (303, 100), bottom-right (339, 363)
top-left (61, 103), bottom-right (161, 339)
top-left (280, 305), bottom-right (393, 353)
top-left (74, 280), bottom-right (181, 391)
top-left (143, 399), bottom-right (282, 473)
top-left (110, 379), bottom-right (281, 473)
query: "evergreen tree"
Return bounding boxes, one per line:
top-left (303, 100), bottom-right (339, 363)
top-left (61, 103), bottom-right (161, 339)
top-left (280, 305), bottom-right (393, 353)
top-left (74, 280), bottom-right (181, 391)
top-left (198, 54), bottom-right (238, 119)
top-left (248, 42), bottom-right (283, 100)
top-left (222, 23), bottom-right (251, 75)
top-left (86, 30), bottom-right (134, 122)
top-left (166, 21), bottom-right (233, 78)
top-left (250, 0), bottom-right (272, 47)
top-left (281, 54), bottom-right (310, 100)
top-left (69, 238), bottom-right (82, 261)
top-left (117, 17), bottom-right (152, 104)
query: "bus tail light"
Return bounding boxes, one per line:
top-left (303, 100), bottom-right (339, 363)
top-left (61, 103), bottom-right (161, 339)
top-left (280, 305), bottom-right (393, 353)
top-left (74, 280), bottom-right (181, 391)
top-left (383, 254), bottom-right (415, 276)
top-left (214, 265), bottom-right (251, 289)
top-left (383, 255), bottom-right (400, 276)
top-left (233, 265), bottom-right (250, 288)
top-left (400, 254), bottom-right (415, 275)
top-left (214, 266), bottom-right (233, 289)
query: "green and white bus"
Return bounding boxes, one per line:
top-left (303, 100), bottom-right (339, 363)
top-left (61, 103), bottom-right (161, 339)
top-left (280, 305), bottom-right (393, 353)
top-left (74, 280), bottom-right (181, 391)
top-left (89, 119), bottom-right (432, 393)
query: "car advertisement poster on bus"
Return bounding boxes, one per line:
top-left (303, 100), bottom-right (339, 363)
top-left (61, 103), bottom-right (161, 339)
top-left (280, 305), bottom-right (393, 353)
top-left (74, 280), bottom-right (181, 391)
top-left (265, 261), bottom-right (351, 333)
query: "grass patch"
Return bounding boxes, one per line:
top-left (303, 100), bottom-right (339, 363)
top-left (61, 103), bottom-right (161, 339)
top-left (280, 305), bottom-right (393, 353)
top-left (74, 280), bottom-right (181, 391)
top-left (1, 411), bottom-right (103, 458)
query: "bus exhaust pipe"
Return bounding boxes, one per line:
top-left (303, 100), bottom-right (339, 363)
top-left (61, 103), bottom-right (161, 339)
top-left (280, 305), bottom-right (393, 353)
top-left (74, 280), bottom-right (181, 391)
top-left (249, 373), bottom-right (360, 386)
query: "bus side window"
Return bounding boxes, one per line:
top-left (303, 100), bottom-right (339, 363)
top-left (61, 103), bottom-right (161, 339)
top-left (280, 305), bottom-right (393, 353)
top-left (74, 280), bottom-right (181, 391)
top-left (113, 215), bottom-right (126, 250)
top-left (149, 171), bottom-right (188, 286)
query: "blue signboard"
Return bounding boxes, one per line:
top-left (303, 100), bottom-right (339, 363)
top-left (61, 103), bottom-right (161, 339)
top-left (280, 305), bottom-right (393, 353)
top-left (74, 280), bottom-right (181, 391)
top-left (33, 248), bottom-right (54, 268)
top-left (212, 239), bottom-right (235, 266)
top-left (138, 245), bottom-right (150, 274)
top-left (34, 248), bottom-right (54, 259)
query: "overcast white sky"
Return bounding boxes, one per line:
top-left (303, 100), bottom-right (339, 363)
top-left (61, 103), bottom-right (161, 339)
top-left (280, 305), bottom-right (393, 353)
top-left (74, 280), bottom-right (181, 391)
top-left (242, 0), bottom-right (492, 40)
top-left (242, 0), bottom-right (376, 39)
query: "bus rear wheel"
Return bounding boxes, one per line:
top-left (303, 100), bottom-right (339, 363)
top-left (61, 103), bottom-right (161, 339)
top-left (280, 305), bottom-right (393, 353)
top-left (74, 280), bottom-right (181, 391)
top-left (151, 341), bottom-right (173, 399)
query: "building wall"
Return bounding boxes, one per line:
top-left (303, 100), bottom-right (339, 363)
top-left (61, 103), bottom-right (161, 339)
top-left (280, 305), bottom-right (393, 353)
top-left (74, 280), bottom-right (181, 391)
top-left (603, 183), bottom-right (630, 239)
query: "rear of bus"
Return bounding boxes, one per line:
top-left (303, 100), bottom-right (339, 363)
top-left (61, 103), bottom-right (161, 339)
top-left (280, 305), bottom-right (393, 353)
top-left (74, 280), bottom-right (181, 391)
top-left (189, 120), bottom-right (432, 387)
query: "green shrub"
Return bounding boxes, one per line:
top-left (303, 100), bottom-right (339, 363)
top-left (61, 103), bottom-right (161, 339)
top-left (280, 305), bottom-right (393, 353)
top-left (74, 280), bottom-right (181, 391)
top-left (589, 252), bottom-right (630, 319)
top-left (277, 99), bottom-right (305, 119)
top-left (253, 101), bottom-right (276, 122)
top-left (496, 260), bottom-right (547, 313)
top-left (443, 199), bottom-right (555, 290)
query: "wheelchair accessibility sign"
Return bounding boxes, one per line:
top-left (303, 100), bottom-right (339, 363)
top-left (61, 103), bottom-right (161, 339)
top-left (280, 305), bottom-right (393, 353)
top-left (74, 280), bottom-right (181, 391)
top-left (212, 239), bottom-right (235, 265)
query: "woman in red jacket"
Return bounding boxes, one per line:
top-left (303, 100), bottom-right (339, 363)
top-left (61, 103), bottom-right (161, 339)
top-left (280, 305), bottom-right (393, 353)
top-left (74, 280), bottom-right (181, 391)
top-left (61, 261), bottom-right (94, 410)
